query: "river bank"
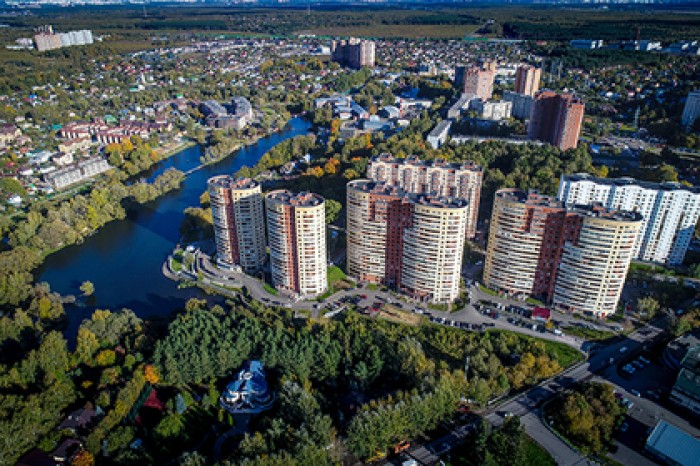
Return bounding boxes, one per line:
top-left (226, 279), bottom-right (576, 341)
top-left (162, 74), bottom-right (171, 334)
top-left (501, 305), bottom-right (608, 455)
top-left (37, 117), bottom-right (313, 337)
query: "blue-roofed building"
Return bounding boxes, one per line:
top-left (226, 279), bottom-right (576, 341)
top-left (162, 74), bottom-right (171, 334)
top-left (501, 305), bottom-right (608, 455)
top-left (645, 420), bottom-right (700, 466)
top-left (219, 360), bottom-right (274, 414)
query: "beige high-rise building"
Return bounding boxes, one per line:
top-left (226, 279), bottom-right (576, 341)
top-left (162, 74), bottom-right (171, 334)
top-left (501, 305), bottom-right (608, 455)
top-left (484, 188), bottom-right (641, 317)
top-left (265, 190), bottom-right (326, 298)
top-left (346, 180), bottom-right (468, 304)
top-left (208, 176), bottom-right (267, 274)
top-left (552, 209), bottom-right (641, 317)
top-left (366, 154), bottom-right (482, 238)
top-left (515, 65), bottom-right (542, 97)
top-left (401, 196), bottom-right (469, 304)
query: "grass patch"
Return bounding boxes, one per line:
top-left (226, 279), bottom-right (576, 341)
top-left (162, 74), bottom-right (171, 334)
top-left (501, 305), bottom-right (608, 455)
top-left (526, 297), bottom-right (544, 306)
top-left (315, 265), bottom-right (348, 301)
top-left (171, 257), bottom-right (183, 272)
top-left (545, 340), bottom-right (585, 367)
top-left (262, 283), bottom-right (278, 296)
top-left (479, 284), bottom-right (499, 297)
top-left (562, 326), bottom-right (616, 342)
top-left (428, 303), bottom-right (449, 312)
top-left (522, 436), bottom-right (556, 466)
top-left (366, 283), bottom-right (379, 291)
top-left (327, 265), bottom-right (346, 288)
top-left (486, 329), bottom-right (584, 368)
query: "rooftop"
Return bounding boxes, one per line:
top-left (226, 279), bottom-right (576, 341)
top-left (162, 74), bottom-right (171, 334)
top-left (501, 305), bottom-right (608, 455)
top-left (564, 173), bottom-right (700, 194)
top-left (348, 179), bottom-right (467, 209)
top-left (208, 175), bottom-right (259, 191)
top-left (372, 153), bottom-right (482, 172)
top-left (266, 189), bottom-right (324, 207)
top-left (646, 420), bottom-right (700, 466)
top-left (497, 188), bottom-right (642, 222)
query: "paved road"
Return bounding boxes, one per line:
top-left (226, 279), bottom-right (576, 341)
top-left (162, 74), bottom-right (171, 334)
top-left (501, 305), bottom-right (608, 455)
top-left (181, 250), bottom-right (603, 350)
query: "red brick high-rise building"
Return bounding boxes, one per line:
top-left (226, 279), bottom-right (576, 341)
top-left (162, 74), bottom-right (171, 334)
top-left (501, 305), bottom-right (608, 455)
top-left (484, 189), bottom-right (641, 317)
top-left (528, 91), bottom-right (584, 150)
top-left (515, 65), bottom-right (541, 97)
top-left (346, 180), bottom-right (469, 303)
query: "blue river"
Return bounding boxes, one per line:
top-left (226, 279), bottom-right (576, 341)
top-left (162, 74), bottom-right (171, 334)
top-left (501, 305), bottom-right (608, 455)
top-left (37, 117), bottom-right (312, 336)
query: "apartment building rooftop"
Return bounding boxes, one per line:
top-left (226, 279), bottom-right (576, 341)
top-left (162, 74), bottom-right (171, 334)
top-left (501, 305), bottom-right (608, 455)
top-left (564, 173), bottom-right (700, 194)
top-left (497, 188), bottom-right (641, 221)
top-left (266, 190), bottom-right (324, 207)
top-left (372, 153), bottom-right (482, 172)
top-left (208, 175), bottom-right (259, 190)
top-left (350, 179), bottom-right (467, 209)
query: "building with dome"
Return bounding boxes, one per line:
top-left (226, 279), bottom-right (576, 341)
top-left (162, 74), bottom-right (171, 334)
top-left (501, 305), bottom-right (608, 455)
top-left (219, 360), bottom-right (274, 414)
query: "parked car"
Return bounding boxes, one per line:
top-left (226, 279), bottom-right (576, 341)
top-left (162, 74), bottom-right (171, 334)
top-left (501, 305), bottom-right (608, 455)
top-left (630, 389), bottom-right (641, 397)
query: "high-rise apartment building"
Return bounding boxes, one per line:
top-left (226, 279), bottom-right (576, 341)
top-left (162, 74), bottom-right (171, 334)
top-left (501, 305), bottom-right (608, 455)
top-left (514, 65), bottom-right (542, 97)
top-left (457, 62), bottom-right (497, 101)
top-left (346, 180), bottom-right (468, 303)
top-left (331, 38), bottom-right (375, 69)
top-left (208, 176), bottom-right (267, 274)
top-left (528, 91), bottom-right (584, 150)
top-left (558, 173), bottom-right (700, 265)
top-left (552, 209), bottom-right (642, 316)
top-left (265, 190), bottom-right (327, 298)
top-left (484, 189), bottom-right (641, 317)
top-left (682, 90), bottom-right (700, 128)
top-left (366, 154), bottom-right (482, 238)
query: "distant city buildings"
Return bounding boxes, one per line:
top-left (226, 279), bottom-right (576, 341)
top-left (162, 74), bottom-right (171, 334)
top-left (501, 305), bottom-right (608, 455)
top-left (346, 180), bottom-right (468, 303)
top-left (456, 62), bottom-right (497, 101)
top-left (33, 25), bottom-right (93, 52)
top-left (558, 173), bottom-right (700, 265)
top-left (208, 176), bottom-right (267, 274)
top-left (331, 38), bottom-right (375, 69)
top-left (682, 90), bottom-right (700, 128)
top-left (484, 189), bottom-right (642, 317)
top-left (528, 91), bottom-right (584, 150)
top-left (570, 39), bottom-right (604, 50)
top-left (367, 154), bottom-right (482, 239)
top-left (514, 64), bottom-right (541, 97)
top-left (265, 190), bottom-right (327, 298)
top-left (44, 157), bottom-right (111, 190)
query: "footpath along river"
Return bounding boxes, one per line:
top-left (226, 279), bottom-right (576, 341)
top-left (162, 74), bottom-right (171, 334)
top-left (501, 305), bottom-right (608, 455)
top-left (37, 117), bottom-right (312, 336)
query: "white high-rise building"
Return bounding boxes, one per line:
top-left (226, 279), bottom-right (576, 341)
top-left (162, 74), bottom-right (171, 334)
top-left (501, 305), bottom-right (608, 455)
top-left (682, 90), bottom-right (700, 128)
top-left (558, 174), bottom-right (700, 265)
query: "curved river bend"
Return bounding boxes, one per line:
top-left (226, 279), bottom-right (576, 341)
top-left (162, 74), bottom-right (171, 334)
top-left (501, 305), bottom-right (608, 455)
top-left (37, 117), bottom-right (312, 336)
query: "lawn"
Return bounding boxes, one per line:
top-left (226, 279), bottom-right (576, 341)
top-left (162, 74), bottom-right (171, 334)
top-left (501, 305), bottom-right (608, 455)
top-left (262, 282), bottom-right (278, 296)
top-left (562, 326), bottom-right (616, 342)
top-left (522, 436), bottom-right (556, 466)
top-left (479, 285), bottom-right (499, 297)
top-left (486, 329), bottom-right (584, 368)
top-left (327, 265), bottom-right (347, 288)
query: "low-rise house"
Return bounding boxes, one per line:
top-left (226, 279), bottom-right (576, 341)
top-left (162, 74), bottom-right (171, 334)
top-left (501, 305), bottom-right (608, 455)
top-left (44, 157), bottom-right (111, 190)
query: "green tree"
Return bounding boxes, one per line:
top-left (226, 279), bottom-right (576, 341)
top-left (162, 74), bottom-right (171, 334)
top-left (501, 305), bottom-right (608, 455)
top-left (80, 281), bottom-right (95, 296)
